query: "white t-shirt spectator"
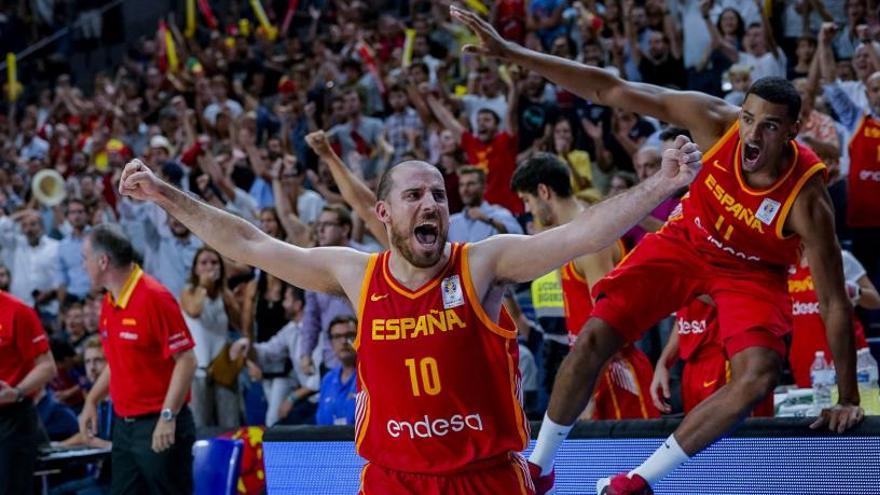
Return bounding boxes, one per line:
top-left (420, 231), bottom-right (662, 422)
top-left (203, 99), bottom-right (244, 126)
top-left (0, 217), bottom-right (59, 313)
top-left (461, 93), bottom-right (509, 132)
top-left (737, 49), bottom-right (787, 81)
top-left (296, 189), bottom-right (326, 225)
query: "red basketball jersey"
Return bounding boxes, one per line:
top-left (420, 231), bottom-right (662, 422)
top-left (353, 243), bottom-right (529, 474)
top-left (674, 122), bottom-right (826, 269)
top-left (560, 260), bottom-right (592, 343)
top-left (675, 298), bottom-right (722, 362)
top-left (846, 115), bottom-right (880, 228)
top-left (787, 262), bottom-right (868, 388)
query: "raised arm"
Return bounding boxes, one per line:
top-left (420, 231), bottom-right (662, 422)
top-left (451, 6), bottom-right (737, 150)
top-left (426, 93), bottom-right (466, 143)
top-left (469, 135), bottom-right (701, 289)
top-left (305, 131), bottom-right (388, 248)
top-left (788, 177), bottom-right (863, 432)
top-left (117, 159), bottom-right (369, 297)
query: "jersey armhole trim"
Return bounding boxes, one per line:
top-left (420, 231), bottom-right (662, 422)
top-left (353, 253), bottom-right (380, 350)
top-left (702, 120), bottom-right (739, 163)
top-left (460, 244), bottom-right (518, 340)
top-left (775, 162), bottom-right (828, 239)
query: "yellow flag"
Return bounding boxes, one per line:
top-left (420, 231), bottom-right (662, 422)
top-left (5, 52), bottom-right (22, 101)
top-left (165, 29), bottom-right (179, 72)
top-left (185, 0), bottom-right (196, 38)
top-left (402, 29), bottom-right (416, 67)
top-left (249, 0), bottom-right (277, 40)
top-left (464, 0), bottom-right (489, 16)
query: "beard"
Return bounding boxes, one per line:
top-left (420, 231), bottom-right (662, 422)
top-left (389, 220), bottom-right (447, 269)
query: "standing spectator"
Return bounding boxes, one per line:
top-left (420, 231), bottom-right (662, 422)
top-left (603, 108), bottom-right (657, 175)
top-left (315, 316), bottom-right (358, 426)
top-left (383, 84), bottom-right (426, 163)
top-left (55, 198), bottom-right (92, 303)
top-left (0, 209), bottom-right (60, 319)
top-left (542, 118), bottom-right (598, 196)
top-left (627, 23), bottom-right (686, 88)
top-left (449, 166), bottom-right (523, 242)
top-left (458, 66), bottom-right (510, 132)
top-left (230, 286), bottom-right (322, 425)
top-left (241, 209), bottom-right (295, 426)
top-left (526, 0), bottom-right (566, 50)
top-left (143, 209), bottom-right (203, 300)
top-left (203, 76), bottom-right (244, 129)
top-left (79, 224), bottom-right (197, 495)
top-left (833, 0), bottom-right (868, 60)
top-left (328, 90), bottom-right (386, 180)
top-left (428, 91), bottom-right (523, 214)
top-left (181, 248), bottom-right (242, 429)
top-left (819, 23), bottom-right (880, 284)
top-left (298, 206), bottom-right (360, 375)
top-left (737, 12), bottom-right (787, 81)
top-left (0, 289), bottom-right (56, 495)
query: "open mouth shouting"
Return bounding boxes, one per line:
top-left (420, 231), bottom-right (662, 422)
top-left (414, 222), bottom-right (440, 247)
top-left (743, 142), bottom-right (762, 170)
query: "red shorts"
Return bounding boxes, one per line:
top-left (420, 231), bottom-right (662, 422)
top-left (359, 453), bottom-right (535, 495)
top-left (592, 226), bottom-right (791, 358)
top-left (681, 346), bottom-right (774, 417)
top-left (593, 345), bottom-right (660, 420)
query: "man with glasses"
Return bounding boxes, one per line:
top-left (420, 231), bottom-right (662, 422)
top-left (315, 315), bottom-right (359, 426)
top-left (297, 205), bottom-right (365, 377)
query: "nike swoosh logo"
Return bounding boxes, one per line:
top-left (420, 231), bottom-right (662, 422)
top-left (370, 293), bottom-right (389, 302)
top-left (712, 160), bottom-right (728, 172)
top-left (703, 379), bottom-right (718, 388)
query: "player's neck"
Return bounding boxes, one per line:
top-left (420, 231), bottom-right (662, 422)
top-left (742, 146), bottom-right (794, 189)
top-left (387, 243), bottom-right (452, 291)
top-left (555, 197), bottom-right (583, 224)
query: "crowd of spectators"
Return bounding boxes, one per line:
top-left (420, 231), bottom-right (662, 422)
top-left (2, 0), bottom-right (880, 459)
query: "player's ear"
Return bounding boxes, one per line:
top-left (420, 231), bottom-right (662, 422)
top-left (375, 200), bottom-right (390, 223)
top-left (537, 183), bottom-right (551, 201)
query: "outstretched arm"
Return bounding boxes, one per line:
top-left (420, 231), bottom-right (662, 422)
top-left (451, 6), bottom-right (737, 150)
top-left (305, 131), bottom-right (388, 248)
top-left (426, 94), bottom-right (466, 143)
top-left (788, 177), bottom-right (863, 432)
top-left (469, 135), bottom-right (701, 289)
top-left (117, 159), bottom-right (369, 297)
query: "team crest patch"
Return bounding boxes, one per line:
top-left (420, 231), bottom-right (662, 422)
top-left (441, 275), bottom-right (465, 309)
top-left (756, 198), bottom-right (781, 225)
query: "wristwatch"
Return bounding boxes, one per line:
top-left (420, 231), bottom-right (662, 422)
top-left (160, 408), bottom-right (176, 422)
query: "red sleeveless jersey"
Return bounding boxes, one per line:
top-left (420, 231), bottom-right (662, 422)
top-left (787, 262), bottom-right (868, 388)
top-left (353, 243), bottom-right (529, 473)
top-left (846, 115), bottom-right (880, 227)
top-left (560, 260), bottom-right (592, 343)
top-left (674, 122), bottom-right (826, 269)
top-left (675, 298), bottom-right (722, 362)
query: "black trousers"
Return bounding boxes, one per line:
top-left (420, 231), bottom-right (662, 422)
top-left (110, 406), bottom-right (195, 495)
top-left (0, 400), bottom-right (41, 495)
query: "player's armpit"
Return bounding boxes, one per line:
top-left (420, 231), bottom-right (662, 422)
top-left (251, 239), bottom-right (371, 299)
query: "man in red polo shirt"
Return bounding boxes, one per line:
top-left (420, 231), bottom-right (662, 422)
top-left (0, 289), bottom-right (57, 495)
top-left (79, 224), bottom-right (198, 495)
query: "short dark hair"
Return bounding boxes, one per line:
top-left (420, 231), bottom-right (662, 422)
top-left (377, 166), bottom-right (397, 201)
top-left (88, 223), bottom-right (135, 268)
top-left (65, 198), bottom-right (86, 213)
top-left (457, 165), bottom-right (486, 183)
top-left (477, 108), bottom-right (501, 125)
top-left (328, 314), bottom-right (357, 335)
top-left (510, 152), bottom-right (573, 198)
top-left (658, 126), bottom-right (692, 142)
top-left (743, 77), bottom-right (802, 121)
top-left (321, 204), bottom-right (353, 230)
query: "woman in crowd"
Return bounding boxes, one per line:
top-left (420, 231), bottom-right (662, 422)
top-left (181, 247), bottom-right (242, 428)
